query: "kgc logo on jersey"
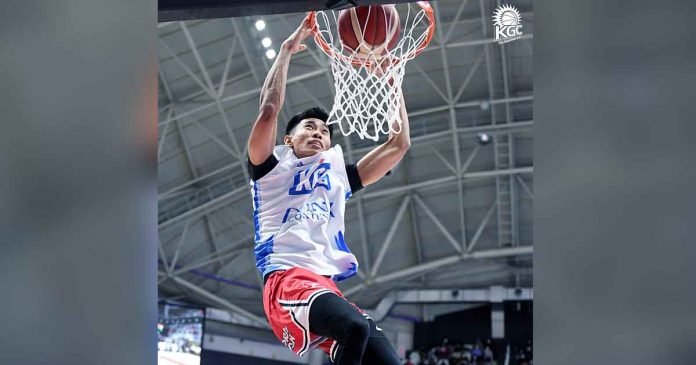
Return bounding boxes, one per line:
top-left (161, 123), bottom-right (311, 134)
top-left (288, 161), bottom-right (332, 195)
top-left (493, 4), bottom-right (523, 44)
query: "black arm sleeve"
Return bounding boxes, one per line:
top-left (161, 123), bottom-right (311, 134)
top-left (345, 163), bottom-right (364, 193)
top-left (248, 154), bottom-right (279, 181)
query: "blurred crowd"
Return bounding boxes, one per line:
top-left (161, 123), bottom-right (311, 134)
top-left (404, 338), bottom-right (532, 365)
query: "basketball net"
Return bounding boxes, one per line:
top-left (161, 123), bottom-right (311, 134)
top-left (309, 2), bottom-right (435, 141)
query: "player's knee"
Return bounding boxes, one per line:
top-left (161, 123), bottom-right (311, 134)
top-left (343, 316), bottom-right (370, 341)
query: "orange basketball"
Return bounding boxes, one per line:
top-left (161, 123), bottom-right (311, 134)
top-left (337, 5), bottom-right (401, 59)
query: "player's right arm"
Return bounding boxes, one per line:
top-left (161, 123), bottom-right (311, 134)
top-left (248, 15), bottom-right (314, 165)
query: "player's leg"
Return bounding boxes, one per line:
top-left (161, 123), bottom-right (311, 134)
top-left (361, 316), bottom-right (401, 365)
top-left (309, 293), bottom-right (370, 365)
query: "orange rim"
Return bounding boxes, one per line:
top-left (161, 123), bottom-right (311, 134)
top-left (308, 1), bottom-right (436, 68)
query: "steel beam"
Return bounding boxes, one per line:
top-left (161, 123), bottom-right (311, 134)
top-left (430, 147), bottom-right (457, 175)
top-left (179, 22), bottom-right (216, 93)
top-left (459, 146), bottom-right (480, 251)
top-left (345, 245), bottom-right (533, 296)
top-left (361, 166), bottom-right (533, 200)
top-left (158, 108), bottom-right (173, 160)
top-left (412, 193), bottom-right (462, 254)
top-left (172, 246), bottom-right (248, 276)
top-left (159, 70), bottom-right (253, 112)
top-left (159, 162), bottom-right (240, 200)
top-left (467, 202), bottom-right (497, 252)
top-left (158, 69), bottom-right (326, 128)
top-left (159, 68), bottom-right (219, 277)
top-left (516, 175), bottom-right (533, 199)
top-left (168, 219), bottom-right (191, 274)
top-left (180, 21), bottom-right (248, 183)
top-left (407, 95), bottom-right (533, 118)
top-left (412, 61), bottom-right (449, 103)
top-left (370, 196), bottom-right (411, 278)
top-left (460, 146), bottom-right (480, 176)
top-left (453, 51), bottom-right (485, 104)
top-left (166, 273), bottom-right (268, 327)
top-left (158, 238), bottom-right (170, 275)
top-left (217, 36), bottom-right (238, 98)
top-left (158, 38), bottom-right (216, 99)
top-left (435, 1), bottom-right (468, 261)
top-left (203, 216), bottom-right (225, 270)
top-left (183, 115), bottom-right (239, 158)
top-left (174, 235), bottom-right (250, 274)
top-left (443, 0), bottom-right (471, 44)
top-left (158, 185), bottom-right (247, 230)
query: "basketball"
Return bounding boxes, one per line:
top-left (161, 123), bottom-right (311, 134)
top-left (501, 10), bottom-right (518, 26)
top-left (337, 5), bottom-right (401, 60)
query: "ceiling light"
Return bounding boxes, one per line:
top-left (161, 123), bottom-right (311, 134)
top-left (265, 49), bottom-right (276, 59)
top-left (476, 133), bottom-right (491, 145)
top-left (255, 20), bottom-right (266, 31)
top-left (261, 37), bottom-right (272, 48)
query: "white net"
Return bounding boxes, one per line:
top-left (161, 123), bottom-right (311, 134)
top-left (312, 2), bottom-right (434, 141)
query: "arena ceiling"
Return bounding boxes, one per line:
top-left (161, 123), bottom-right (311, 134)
top-left (157, 0), bottom-right (533, 323)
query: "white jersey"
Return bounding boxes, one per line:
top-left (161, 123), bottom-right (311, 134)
top-left (250, 144), bottom-right (358, 281)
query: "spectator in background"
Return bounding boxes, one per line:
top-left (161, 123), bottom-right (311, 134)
top-left (524, 339), bottom-right (532, 362)
top-left (435, 338), bottom-right (451, 365)
top-left (462, 346), bottom-right (472, 364)
top-left (514, 347), bottom-right (528, 365)
top-left (483, 344), bottom-right (493, 364)
top-left (407, 338), bottom-right (530, 365)
top-left (404, 354), bottom-right (414, 365)
top-left (409, 348), bottom-right (422, 365)
top-left (451, 344), bottom-right (462, 364)
top-left (471, 341), bottom-right (482, 364)
top-left (426, 347), bottom-right (438, 365)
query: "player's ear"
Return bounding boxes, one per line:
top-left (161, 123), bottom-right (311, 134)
top-left (283, 135), bottom-right (293, 146)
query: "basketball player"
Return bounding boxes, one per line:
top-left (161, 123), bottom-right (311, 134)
top-left (247, 15), bottom-right (409, 365)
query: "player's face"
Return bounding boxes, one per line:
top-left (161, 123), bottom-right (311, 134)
top-left (284, 118), bottom-right (331, 158)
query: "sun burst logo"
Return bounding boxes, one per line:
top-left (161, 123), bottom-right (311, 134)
top-left (493, 4), bottom-right (523, 44)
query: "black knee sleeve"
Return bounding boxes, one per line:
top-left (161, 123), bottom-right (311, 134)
top-left (341, 315), bottom-right (370, 342)
top-left (309, 293), bottom-right (370, 365)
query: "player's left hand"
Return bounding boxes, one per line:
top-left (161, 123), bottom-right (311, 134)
top-left (282, 14), bottom-right (314, 55)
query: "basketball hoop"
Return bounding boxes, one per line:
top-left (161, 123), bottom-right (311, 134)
top-left (308, 2), bottom-right (435, 141)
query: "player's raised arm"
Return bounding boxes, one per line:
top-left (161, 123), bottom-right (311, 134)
top-left (248, 15), bottom-right (313, 165)
top-left (355, 89), bottom-right (411, 186)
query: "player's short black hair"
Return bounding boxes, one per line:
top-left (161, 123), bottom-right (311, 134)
top-left (285, 107), bottom-right (333, 137)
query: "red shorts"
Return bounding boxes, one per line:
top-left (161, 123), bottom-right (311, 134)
top-left (263, 267), bottom-right (363, 360)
